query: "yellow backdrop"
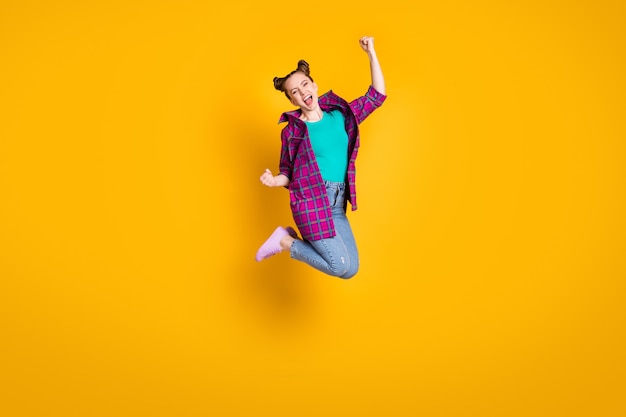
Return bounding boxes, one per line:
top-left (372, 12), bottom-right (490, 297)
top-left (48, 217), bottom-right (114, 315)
top-left (1, 1), bottom-right (624, 416)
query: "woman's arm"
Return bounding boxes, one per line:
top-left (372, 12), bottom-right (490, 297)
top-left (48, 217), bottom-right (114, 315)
top-left (359, 36), bottom-right (385, 95)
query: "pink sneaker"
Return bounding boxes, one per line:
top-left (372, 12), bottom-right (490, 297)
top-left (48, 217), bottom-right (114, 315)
top-left (255, 226), bottom-right (290, 262)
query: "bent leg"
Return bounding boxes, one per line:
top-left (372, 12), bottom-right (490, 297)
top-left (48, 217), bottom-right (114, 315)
top-left (290, 236), bottom-right (349, 277)
top-left (288, 181), bottom-right (359, 278)
top-left (290, 210), bottom-right (359, 278)
top-left (331, 208), bottom-right (359, 278)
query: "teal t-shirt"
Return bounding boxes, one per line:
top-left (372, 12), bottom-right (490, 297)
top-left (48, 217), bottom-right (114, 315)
top-left (305, 110), bottom-right (349, 182)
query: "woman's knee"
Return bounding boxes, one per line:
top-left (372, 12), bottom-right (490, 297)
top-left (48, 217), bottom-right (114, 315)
top-left (337, 257), bottom-right (359, 279)
top-left (339, 264), bottom-right (359, 279)
top-left (328, 264), bottom-right (349, 278)
top-left (335, 249), bottom-right (359, 279)
top-left (327, 254), bottom-right (352, 278)
top-left (325, 259), bottom-right (358, 279)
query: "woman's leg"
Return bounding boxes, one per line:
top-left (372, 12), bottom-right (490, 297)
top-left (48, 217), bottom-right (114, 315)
top-left (328, 206), bottom-right (359, 278)
top-left (289, 183), bottom-right (359, 278)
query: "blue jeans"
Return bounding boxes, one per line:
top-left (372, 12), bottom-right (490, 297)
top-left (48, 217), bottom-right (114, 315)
top-left (290, 181), bottom-right (359, 279)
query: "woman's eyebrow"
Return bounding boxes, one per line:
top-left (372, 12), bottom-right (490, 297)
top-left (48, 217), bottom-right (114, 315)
top-left (291, 79), bottom-right (308, 93)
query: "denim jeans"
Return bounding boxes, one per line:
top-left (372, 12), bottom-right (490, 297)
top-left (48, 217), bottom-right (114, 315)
top-left (290, 181), bottom-right (359, 279)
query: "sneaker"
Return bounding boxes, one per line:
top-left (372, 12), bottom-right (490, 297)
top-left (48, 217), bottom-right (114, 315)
top-left (255, 226), bottom-right (290, 262)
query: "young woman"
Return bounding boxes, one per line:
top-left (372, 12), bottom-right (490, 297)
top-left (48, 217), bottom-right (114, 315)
top-left (256, 36), bottom-right (386, 279)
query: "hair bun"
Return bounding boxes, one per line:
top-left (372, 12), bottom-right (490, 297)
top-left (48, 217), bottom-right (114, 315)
top-left (297, 59), bottom-right (310, 76)
top-left (273, 76), bottom-right (284, 91)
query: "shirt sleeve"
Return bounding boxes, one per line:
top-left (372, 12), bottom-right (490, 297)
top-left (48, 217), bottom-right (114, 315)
top-left (349, 85), bottom-right (387, 125)
top-left (278, 126), bottom-right (293, 182)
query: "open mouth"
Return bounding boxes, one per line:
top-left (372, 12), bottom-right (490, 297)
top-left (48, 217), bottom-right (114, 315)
top-left (303, 95), bottom-right (313, 106)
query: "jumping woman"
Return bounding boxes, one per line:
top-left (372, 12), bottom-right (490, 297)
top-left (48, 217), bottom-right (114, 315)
top-left (256, 36), bottom-right (386, 279)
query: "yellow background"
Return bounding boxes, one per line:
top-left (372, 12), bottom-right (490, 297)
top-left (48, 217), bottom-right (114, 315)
top-left (1, 1), bottom-right (625, 416)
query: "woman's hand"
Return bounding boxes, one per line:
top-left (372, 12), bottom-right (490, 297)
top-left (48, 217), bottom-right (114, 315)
top-left (260, 169), bottom-right (289, 187)
top-left (359, 36), bottom-right (376, 54)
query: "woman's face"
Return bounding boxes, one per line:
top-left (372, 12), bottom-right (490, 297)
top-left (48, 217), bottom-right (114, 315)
top-left (284, 72), bottom-right (318, 111)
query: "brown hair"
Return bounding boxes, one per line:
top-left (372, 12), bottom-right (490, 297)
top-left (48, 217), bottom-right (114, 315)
top-left (273, 59), bottom-right (313, 99)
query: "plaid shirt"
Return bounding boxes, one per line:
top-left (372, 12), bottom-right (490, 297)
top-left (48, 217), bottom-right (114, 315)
top-left (277, 86), bottom-right (387, 241)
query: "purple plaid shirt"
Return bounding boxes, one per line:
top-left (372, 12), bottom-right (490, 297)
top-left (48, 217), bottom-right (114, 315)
top-left (277, 86), bottom-right (387, 241)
